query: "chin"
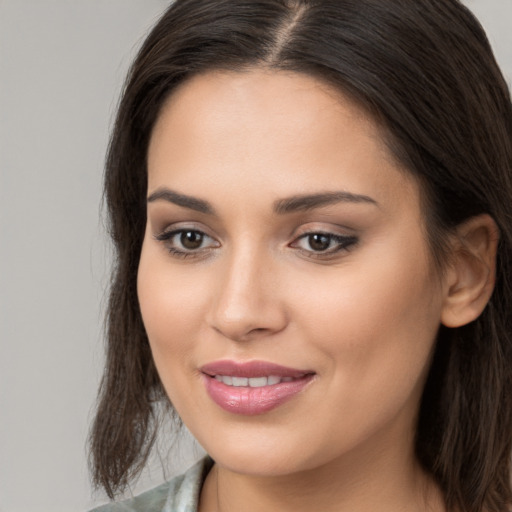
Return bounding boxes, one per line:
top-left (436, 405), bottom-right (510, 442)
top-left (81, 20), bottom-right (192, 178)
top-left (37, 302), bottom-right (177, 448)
top-left (191, 421), bottom-right (332, 477)
top-left (209, 446), bottom-right (310, 477)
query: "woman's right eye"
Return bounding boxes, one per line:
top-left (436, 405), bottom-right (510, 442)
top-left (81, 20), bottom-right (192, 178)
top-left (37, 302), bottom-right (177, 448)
top-left (154, 228), bottom-right (219, 258)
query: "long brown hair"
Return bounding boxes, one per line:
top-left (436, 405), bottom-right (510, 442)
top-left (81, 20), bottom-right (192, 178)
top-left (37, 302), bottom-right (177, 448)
top-left (90, 1), bottom-right (512, 510)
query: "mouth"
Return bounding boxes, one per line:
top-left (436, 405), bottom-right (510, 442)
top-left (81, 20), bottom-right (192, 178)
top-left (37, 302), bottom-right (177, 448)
top-left (200, 360), bottom-right (316, 415)
top-left (211, 375), bottom-right (300, 387)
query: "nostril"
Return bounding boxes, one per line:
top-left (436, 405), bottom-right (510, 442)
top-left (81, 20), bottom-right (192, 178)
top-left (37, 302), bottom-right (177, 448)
top-left (207, 283), bottom-right (288, 341)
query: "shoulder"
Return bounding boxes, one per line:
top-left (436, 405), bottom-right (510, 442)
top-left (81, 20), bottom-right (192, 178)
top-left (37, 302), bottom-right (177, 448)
top-left (89, 457), bottom-right (213, 512)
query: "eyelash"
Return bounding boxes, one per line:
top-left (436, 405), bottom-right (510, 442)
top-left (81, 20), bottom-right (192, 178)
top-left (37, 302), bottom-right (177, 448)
top-left (154, 229), bottom-right (219, 259)
top-left (154, 228), bottom-right (358, 260)
top-left (291, 232), bottom-right (358, 259)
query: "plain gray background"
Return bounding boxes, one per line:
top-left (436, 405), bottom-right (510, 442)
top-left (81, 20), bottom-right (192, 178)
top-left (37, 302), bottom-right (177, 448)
top-left (0, 1), bottom-right (510, 511)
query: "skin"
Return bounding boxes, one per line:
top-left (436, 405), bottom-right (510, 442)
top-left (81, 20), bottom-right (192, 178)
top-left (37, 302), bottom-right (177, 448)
top-left (138, 69), bottom-right (465, 511)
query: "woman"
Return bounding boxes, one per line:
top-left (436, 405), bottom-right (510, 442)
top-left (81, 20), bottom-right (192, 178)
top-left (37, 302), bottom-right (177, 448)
top-left (89, 1), bottom-right (512, 511)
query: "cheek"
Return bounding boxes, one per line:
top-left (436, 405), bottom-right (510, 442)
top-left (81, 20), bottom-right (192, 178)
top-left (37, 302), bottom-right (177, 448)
top-left (137, 243), bottom-right (206, 367)
top-left (137, 251), bottom-right (212, 419)
top-left (288, 235), bottom-right (442, 397)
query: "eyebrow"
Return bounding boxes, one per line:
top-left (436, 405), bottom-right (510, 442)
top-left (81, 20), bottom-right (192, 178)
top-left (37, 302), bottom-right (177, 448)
top-left (147, 188), bottom-right (378, 215)
top-left (147, 188), bottom-right (216, 215)
top-left (273, 191), bottom-right (378, 214)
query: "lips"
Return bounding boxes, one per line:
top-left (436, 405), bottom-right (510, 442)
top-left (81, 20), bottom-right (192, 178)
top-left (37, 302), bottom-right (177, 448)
top-left (200, 360), bottom-right (315, 415)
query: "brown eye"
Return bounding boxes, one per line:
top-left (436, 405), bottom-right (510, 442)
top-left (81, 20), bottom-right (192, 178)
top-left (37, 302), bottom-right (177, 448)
top-left (291, 232), bottom-right (358, 257)
top-left (155, 228), bottom-right (219, 258)
top-left (180, 230), bottom-right (204, 250)
top-left (307, 233), bottom-right (331, 251)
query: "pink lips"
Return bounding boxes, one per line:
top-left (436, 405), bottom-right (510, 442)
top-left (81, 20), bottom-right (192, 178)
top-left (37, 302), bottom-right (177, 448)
top-left (201, 360), bottom-right (315, 415)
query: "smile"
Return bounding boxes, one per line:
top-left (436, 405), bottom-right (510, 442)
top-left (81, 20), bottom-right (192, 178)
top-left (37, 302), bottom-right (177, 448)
top-left (200, 360), bottom-right (315, 415)
top-left (213, 375), bottom-right (299, 387)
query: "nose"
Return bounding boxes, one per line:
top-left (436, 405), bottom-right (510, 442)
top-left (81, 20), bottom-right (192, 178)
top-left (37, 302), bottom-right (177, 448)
top-left (206, 246), bottom-right (288, 342)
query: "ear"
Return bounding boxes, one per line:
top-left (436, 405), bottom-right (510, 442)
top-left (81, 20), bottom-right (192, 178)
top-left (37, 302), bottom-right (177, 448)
top-left (441, 214), bottom-right (499, 328)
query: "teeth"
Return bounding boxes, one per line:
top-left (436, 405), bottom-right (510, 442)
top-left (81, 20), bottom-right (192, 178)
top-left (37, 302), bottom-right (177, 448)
top-left (215, 375), bottom-right (232, 385)
top-left (231, 377), bottom-right (248, 387)
top-left (214, 375), bottom-right (295, 387)
top-left (248, 377), bottom-right (267, 387)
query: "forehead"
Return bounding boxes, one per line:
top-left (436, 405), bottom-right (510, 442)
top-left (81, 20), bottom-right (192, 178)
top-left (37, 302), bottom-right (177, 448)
top-left (150, 68), bottom-right (388, 161)
top-left (147, 69), bottom-right (419, 217)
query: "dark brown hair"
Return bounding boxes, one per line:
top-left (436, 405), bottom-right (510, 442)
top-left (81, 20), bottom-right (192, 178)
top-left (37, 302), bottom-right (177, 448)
top-left (90, 1), bottom-right (512, 510)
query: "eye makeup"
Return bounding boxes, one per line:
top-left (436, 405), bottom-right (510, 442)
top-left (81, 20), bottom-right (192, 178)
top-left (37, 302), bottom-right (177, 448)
top-left (153, 225), bottom-right (358, 262)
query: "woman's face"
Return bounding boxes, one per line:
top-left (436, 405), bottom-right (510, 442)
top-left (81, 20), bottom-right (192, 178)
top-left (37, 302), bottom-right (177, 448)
top-left (138, 69), bottom-right (448, 476)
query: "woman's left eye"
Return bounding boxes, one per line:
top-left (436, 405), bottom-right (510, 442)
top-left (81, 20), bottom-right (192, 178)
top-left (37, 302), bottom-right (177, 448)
top-left (155, 228), bottom-right (219, 257)
top-left (291, 232), bottom-right (358, 256)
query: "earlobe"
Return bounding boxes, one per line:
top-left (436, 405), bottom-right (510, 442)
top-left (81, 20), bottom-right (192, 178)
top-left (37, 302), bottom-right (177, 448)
top-left (441, 214), bottom-right (499, 328)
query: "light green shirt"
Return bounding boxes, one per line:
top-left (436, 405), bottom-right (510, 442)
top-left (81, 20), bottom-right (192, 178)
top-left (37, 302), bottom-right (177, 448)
top-left (90, 457), bottom-right (213, 512)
